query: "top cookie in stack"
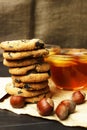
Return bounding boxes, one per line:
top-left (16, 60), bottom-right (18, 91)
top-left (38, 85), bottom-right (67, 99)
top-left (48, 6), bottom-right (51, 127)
top-left (1, 39), bottom-right (51, 103)
top-left (1, 39), bottom-right (45, 51)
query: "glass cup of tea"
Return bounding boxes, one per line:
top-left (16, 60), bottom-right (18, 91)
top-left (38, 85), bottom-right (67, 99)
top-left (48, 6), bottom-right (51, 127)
top-left (45, 51), bottom-right (87, 90)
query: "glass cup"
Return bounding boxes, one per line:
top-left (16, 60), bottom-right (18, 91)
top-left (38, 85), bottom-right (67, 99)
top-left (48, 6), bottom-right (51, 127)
top-left (45, 53), bottom-right (87, 90)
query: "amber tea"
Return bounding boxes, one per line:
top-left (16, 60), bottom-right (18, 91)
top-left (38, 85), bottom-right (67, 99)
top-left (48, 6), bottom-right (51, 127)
top-left (46, 55), bottom-right (87, 90)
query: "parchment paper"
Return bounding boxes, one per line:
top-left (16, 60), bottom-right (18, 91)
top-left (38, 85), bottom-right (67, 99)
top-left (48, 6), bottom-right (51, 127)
top-left (0, 77), bottom-right (87, 128)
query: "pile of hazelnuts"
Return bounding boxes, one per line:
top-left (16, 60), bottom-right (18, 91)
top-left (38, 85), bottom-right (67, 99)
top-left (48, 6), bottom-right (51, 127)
top-left (10, 90), bottom-right (86, 120)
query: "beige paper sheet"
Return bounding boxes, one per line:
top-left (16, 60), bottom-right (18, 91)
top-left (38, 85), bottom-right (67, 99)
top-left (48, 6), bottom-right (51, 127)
top-left (0, 77), bottom-right (87, 128)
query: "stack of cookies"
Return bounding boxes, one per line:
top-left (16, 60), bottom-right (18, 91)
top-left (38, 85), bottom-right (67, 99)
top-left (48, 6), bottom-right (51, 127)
top-left (1, 39), bottom-right (51, 103)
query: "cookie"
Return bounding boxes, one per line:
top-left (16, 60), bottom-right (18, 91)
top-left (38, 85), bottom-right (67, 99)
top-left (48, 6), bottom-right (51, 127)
top-left (13, 81), bottom-right (48, 90)
top-left (9, 65), bottom-right (36, 75)
top-left (35, 62), bottom-right (50, 72)
top-left (9, 63), bottom-right (50, 75)
top-left (12, 72), bottom-right (50, 83)
top-left (0, 39), bottom-right (45, 51)
top-left (3, 49), bottom-right (49, 60)
top-left (6, 83), bottom-right (50, 97)
top-left (25, 92), bottom-right (51, 103)
top-left (3, 58), bottom-right (42, 67)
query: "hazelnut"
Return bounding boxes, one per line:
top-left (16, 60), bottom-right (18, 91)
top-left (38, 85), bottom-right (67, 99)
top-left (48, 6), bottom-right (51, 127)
top-left (55, 102), bottom-right (69, 120)
top-left (61, 99), bottom-right (76, 114)
top-left (10, 96), bottom-right (25, 108)
top-left (37, 98), bottom-right (54, 116)
top-left (72, 91), bottom-right (86, 104)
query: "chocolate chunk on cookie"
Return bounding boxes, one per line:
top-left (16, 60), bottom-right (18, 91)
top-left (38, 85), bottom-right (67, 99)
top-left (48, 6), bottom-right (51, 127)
top-left (0, 39), bottom-right (45, 51)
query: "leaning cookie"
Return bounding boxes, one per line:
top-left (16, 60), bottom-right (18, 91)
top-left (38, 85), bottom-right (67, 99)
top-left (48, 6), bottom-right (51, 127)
top-left (0, 39), bottom-right (45, 51)
top-left (25, 92), bottom-right (51, 103)
top-left (9, 63), bottom-right (50, 75)
top-left (3, 49), bottom-right (49, 60)
top-left (6, 83), bottom-right (50, 97)
top-left (13, 81), bottom-right (48, 90)
top-left (9, 65), bottom-right (36, 75)
top-left (12, 73), bottom-right (50, 83)
top-left (3, 58), bottom-right (43, 67)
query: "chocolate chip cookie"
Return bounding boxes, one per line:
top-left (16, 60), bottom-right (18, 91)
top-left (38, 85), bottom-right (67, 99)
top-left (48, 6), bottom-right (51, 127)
top-left (0, 39), bottom-right (45, 51)
top-left (12, 72), bottom-right (50, 83)
top-left (3, 58), bottom-right (43, 67)
top-left (3, 49), bottom-right (49, 60)
top-left (9, 62), bottom-right (50, 75)
top-left (13, 81), bottom-right (48, 90)
top-left (25, 92), bottom-right (51, 103)
top-left (6, 83), bottom-right (50, 97)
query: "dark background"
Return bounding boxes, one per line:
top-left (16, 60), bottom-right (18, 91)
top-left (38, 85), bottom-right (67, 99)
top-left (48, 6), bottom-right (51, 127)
top-left (0, 0), bottom-right (87, 48)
